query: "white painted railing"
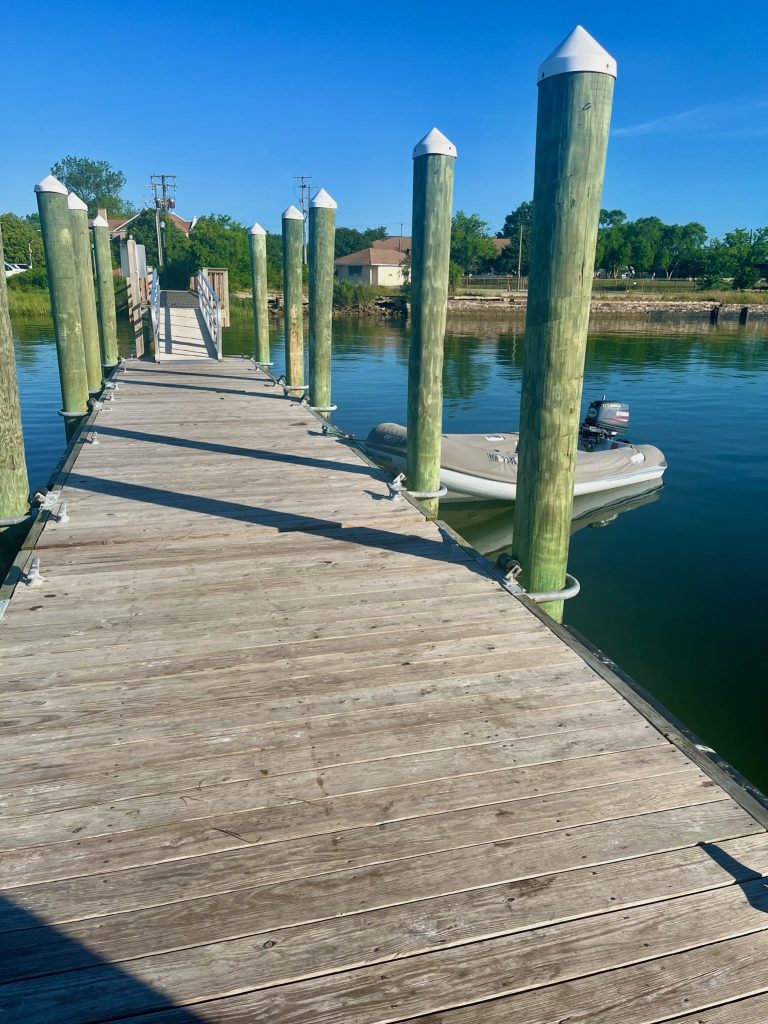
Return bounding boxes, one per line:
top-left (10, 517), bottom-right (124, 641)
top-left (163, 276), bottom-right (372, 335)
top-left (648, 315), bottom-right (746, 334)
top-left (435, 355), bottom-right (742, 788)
top-left (149, 268), bottom-right (161, 362)
top-left (196, 270), bottom-right (223, 360)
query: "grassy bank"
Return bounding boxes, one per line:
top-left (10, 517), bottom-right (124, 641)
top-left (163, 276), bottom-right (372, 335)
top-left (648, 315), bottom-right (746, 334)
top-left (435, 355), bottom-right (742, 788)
top-left (7, 288), bottom-right (51, 316)
top-left (7, 277), bottom-right (129, 319)
top-left (458, 280), bottom-right (768, 304)
top-left (590, 285), bottom-right (768, 304)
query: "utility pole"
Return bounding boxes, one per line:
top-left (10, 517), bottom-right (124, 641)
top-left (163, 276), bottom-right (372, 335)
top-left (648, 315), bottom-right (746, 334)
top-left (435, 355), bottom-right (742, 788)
top-left (148, 173), bottom-right (177, 269)
top-left (517, 222), bottom-right (523, 292)
top-left (293, 175), bottom-right (313, 263)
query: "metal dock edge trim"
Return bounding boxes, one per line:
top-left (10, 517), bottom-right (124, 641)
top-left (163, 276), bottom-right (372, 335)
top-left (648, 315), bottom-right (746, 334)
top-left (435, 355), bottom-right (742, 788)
top-left (0, 361), bottom-right (121, 609)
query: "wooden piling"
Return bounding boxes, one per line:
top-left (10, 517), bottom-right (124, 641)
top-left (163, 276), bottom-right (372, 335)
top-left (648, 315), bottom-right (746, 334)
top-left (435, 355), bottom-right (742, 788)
top-left (308, 188), bottom-right (337, 417)
top-left (35, 175), bottom-right (89, 437)
top-left (512, 26), bottom-right (616, 622)
top-left (91, 214), bottom-right (120, 370)
top-left (0, 222), bottom-right (30, 528)
top-left (67, 192), bottom-right (103, 394)
top-left (406, 128), bottom-right (457, 517)
top-left (248, 223), bottom-right (270, 366)
top-left (282, 206), bottom-right (304, 391)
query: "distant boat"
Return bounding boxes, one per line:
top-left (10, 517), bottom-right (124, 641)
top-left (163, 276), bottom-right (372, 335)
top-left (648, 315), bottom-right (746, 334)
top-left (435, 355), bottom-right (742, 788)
top-left (366, 400), bottom-right (667, 503)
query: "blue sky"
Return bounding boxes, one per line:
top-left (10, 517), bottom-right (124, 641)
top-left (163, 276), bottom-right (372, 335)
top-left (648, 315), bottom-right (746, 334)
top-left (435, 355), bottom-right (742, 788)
top-left (3, 0), bottom-right (765, 238)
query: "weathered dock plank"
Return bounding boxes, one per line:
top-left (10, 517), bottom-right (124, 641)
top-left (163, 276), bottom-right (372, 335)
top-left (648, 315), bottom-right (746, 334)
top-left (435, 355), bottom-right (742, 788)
top-left (1, 358), bottom-right (765, 1023)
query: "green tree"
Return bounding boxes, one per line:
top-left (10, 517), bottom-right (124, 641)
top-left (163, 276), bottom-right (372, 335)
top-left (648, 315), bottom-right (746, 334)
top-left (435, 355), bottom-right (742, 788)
top-left (496, 201), bottom-right (533, 276)
top-left (265, 232), bottom-right (282, 288)
top-left (189, 214), bottom-right (251, 290)
top-left (656, 222), bottom-right (707, 279)
top-left (698, 240), bottom-right (732, 288)
top-left (124, 209), bottom-right (195, 289)
top-left (626, 216), bottom-right (663, 273)
top-left (50, 156), bottom-right (133, 216)
top-left (450, 211), bottom-right (497, 274)
top-left (334, 226), bottom-right (388, 259)
top-left (498, 201), bottom-right (533, 238)
top-left (724, 227), bottom-right (768, 289)
top-left (600, 215), bottom-right (630, 278)
top-left (0, 213), bottom-right (44, 267)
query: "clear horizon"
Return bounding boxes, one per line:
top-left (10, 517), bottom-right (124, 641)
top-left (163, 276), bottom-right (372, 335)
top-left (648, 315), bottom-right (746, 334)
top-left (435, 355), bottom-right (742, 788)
top-left (2, 0), bottom-right (765, 239)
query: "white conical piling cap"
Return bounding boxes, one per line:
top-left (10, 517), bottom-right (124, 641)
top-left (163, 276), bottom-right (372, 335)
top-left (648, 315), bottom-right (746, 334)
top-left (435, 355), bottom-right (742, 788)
top-left (282, 205), bottom-right (304, 221)
top-left (34, 174), bottom-right (68, 195)
top-left (67, 191), bottom-right (88, 211)
top-left (248, 222), bottom-right (267, 235)
top-left (537, 25), bottom-right (617, 82)
top-left (92, 214), bottom-right (109, 228)
top-left (310, 188), bottom-right (337, 209)
top-left (413, 127), bottom-right (457, 159)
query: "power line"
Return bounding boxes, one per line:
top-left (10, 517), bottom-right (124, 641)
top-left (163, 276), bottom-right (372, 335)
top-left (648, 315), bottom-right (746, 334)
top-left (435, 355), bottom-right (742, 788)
top-left (293, 175), bottom-right (315, 263)
top-left (147, 174), bottom-right (177, 269)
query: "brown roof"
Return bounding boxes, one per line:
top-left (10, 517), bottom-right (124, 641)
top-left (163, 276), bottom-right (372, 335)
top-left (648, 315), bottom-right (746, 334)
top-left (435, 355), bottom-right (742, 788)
top-left (491, 238), bottom-right (511, 252)
top-left (335, 247), bottom-right (408, 267)
top-left (87, 212), bottom-right (195, 236)
top-left (371, 236), bottom-right (412, 252)
top-left (169, 213), bottom-right (194, 234)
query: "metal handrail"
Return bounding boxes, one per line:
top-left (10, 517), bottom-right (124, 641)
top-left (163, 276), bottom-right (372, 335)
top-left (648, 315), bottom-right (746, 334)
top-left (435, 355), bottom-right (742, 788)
top-left (196, 270), bottom-right (223, 360)
top-left (149, 268), bottom-right (161, 362)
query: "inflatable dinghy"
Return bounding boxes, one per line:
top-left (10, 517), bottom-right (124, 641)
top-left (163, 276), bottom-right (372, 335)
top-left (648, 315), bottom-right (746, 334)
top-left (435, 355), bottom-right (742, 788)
top-left (366, 400), bottom-right (667, 503)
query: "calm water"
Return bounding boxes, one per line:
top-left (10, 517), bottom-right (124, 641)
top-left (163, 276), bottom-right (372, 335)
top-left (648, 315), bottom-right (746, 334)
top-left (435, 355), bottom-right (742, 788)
top-left (11, 312), bottom-right (768, 792)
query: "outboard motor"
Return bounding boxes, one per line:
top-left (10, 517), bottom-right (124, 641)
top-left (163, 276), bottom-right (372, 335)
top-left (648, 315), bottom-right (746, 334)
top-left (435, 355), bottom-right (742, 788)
top-left (580, 400), bottom-right (630, 447)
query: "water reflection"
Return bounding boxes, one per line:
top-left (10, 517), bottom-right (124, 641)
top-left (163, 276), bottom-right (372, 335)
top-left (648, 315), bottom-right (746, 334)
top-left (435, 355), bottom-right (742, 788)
top-left (442, 482), bottom-right (663, 563)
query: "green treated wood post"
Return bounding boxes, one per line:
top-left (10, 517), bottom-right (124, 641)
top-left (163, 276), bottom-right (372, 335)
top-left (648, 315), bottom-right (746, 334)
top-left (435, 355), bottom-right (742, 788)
top-left (248, 222), bottom-right (271, 366)
top-left (68, 192), bottom-right (103, 394)
top-left (91, 213), bottom-right (120, 371)
top-left (0, 222), bottom-right (30, 529)
top-left (512, 26), bottom-right (617, 622)
top-left (406, 128), bottom-right (457, 518)
top-left (35, 175), bottom-right (89, 439)
top-left (308, 188), bottom-right (337, 418)
top-left (282, 205), bottom-right (305, 392)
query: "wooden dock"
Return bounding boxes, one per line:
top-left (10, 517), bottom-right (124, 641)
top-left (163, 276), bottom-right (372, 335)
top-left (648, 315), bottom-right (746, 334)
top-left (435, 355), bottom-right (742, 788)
top-left (155, 290), bottom-right (218, 361)
top-left (2, 358), bottom-right (768, 1023)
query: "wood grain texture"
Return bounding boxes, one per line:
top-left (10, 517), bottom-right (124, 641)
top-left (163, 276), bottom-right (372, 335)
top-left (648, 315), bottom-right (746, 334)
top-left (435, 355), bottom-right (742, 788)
top-left (36, 187), bottom-right (89, 417)
top-left (0, 222), bottom-right (29, 521)
top-left (513, 70), bottom-right (614, 619)
top-left (91, 220), bottom-right (119, 367)
top-left (406, 150), bottom-right (455, 515)
top-left (1, 357), bottom-right (764, 1023)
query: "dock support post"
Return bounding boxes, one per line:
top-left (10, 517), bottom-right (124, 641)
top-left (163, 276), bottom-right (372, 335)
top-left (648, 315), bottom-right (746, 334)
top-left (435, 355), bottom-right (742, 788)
top-left (406, 128), bottom-right (457, 518)
top-left (248, 223), bottom-right (271, 366)
top-left (282, 206), bottom-right (305, 391)
top-left (68, 192), bottom-right (103, 394)
top-left (0, 221), bottom-right (30, 530)
top-left (91, 214), bottom-right (120, 372)
top-left (512, 26), bottom-right (616, 622)
top-left (308, 188), bottom-right (337, 417)
top-left (35, 175), bottom-right (89, 440)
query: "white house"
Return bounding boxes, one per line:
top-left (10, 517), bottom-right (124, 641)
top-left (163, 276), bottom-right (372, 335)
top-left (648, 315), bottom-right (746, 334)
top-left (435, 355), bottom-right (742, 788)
top-left (335, 246), bottom-right (408, 287)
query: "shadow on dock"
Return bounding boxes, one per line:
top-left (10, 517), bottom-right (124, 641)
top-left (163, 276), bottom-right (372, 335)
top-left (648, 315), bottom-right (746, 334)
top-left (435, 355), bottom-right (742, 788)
top-left (1, 897), bottom-right (204, 1020)
top-left (699, 842), bottom-right (768, 912)
top-left (66, 473), bottom-right (485, 570)
top-left (93, 425), bottom-right (372, 476)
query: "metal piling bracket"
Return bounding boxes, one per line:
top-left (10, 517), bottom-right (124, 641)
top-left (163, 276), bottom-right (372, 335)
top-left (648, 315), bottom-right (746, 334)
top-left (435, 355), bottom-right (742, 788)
top-left (22, 557), bottom-right (44, 588)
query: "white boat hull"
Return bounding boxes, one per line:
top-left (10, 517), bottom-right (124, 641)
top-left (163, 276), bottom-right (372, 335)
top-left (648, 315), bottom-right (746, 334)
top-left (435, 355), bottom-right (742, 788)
top-left (365, 423), bottom-right (667, 504)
